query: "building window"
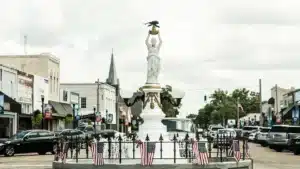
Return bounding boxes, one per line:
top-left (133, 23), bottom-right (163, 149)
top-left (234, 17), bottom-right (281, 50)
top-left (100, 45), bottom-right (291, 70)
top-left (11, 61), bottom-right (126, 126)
top-left (50, 76), bottom-right (52, 93)
top-left (0, 69), bottom-right (2, 81)
top-left (80, 97), bottom-right (86, 108)
top-left (63, 91), bottom-right (68, 101)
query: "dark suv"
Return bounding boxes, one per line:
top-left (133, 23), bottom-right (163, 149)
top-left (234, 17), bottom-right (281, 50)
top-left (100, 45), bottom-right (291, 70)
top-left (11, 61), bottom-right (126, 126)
top-left (0, 130), bottom-right (56, 157)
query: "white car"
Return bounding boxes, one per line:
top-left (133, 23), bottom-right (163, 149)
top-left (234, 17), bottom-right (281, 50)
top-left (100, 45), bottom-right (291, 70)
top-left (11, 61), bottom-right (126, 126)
top-left (209, 126), bottom-right (224, 138)
top-left (248, 131), bottom-right (257, 141)
top-left (256, 127), bottom-right (271, 146)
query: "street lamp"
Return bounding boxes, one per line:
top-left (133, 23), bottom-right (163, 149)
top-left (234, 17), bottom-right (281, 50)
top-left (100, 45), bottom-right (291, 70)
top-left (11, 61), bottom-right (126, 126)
top-left (93, 105), bottom-right (96, 134)
top-left (41, 95), bottom-right (45, 129)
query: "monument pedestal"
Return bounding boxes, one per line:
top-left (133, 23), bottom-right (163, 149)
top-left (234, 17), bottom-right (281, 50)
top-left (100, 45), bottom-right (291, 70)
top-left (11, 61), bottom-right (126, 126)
top-left (136, 84), bottom-right (181, 159)
top-left (138, 84), bottom-right (166, 140)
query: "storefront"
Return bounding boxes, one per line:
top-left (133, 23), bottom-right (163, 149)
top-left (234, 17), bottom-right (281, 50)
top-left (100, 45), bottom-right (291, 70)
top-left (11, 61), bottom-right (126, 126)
top-left (48, 100), bottom-right (73, 131)
top-left (0, 91), bottom-right (21, 138)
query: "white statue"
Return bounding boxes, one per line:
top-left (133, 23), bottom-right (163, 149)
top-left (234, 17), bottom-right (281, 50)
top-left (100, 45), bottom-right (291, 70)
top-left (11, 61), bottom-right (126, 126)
top-left (145, 31), bottom-right (162, 84)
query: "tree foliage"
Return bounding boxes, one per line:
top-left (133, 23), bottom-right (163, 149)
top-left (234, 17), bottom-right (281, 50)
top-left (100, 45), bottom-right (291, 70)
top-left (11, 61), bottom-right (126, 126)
top-left (161, 86), bottom-right (181, 117)
top-left (194, 88), bottom-right (260, 127)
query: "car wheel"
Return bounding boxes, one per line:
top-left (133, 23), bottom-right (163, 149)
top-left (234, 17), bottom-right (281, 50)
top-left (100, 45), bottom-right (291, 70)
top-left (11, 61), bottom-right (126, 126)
top-left (274, 147), bottom-right (283, 152)
top-left (38, 151), bottom-right (47, 155)
top-left (293, 149), bottom-right (300, 155)
top-left (4, 145), bottom-right (15, 157)
top-left (52, 144), bottom-right (57, 154)
top-left (261, 143), bottom-right (267, 147)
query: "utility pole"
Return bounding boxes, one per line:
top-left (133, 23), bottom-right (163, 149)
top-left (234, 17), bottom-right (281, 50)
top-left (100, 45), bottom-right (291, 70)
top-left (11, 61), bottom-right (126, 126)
top-left (95, 79), bottom-right (100, 130)
top-left (275, 84), bottom-right (279, 119)
top-left (237, 97), bottom-right (240, 129)
top-left (96, 79), bottom-right (100, 112)
top-left (259, 79), bottom-right (262, 126)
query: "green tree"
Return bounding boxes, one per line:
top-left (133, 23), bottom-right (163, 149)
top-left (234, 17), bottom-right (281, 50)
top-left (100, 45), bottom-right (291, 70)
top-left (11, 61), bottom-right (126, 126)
top-left (160, 86), bottom-right (181, 117)
top-left (186, 114), bottom-right (197, 119)
top-left (197, 88), bottom-right (259, 126)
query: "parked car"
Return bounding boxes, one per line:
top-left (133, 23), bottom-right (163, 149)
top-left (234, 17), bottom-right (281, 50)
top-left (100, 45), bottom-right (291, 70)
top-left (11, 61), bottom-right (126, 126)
top-left (0, 130), bottom-right (56, 157)
top-left (248, 130), bottom-right (258, 142)
top-left (242, 126), bottom-right (260, 138)
top-left (76, 125), bottom-right (95, 138)
top-left (256, 127), bottom-right (271, 146)
top-left (268, 125), bottom-right (300, 152)
top-left (213, 128), bottom-right (236, 148)
top-left (208, 126), bottom-right (224, 138)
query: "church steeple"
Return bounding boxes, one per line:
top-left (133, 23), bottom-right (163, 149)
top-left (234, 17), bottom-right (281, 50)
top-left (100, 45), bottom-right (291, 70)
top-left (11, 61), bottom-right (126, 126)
top-left (106, 49), bottom-right (119, 86)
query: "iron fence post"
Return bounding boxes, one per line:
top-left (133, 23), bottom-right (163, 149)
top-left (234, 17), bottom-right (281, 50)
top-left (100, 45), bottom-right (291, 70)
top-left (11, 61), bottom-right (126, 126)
top-left (159, 134), bottom-right (163, 159)
top-left (85, 136), bottom-right (89, 159)
top-left (70, 135), bottom-right (73, 158)
top-left (220, 134), bottom-right (223, 162)
top-left (108, 136), bottom-right (112, 159)
top-left (173, 134), bottom-right (177, 164)
top-left (184, 133), bottom-right (189, 159)
top-left (75, 136), bottom-right (78, 163)
top-left (208, 136), bottom-right (212, 158)
top-left (118, 135), bottom-right (122, 164)
top-left (132, 134), bottom-right (136, 159)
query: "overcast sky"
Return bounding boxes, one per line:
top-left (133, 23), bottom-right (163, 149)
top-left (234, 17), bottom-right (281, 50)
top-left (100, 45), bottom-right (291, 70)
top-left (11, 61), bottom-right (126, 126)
top-left (1, 0), bottom-right (300, 116)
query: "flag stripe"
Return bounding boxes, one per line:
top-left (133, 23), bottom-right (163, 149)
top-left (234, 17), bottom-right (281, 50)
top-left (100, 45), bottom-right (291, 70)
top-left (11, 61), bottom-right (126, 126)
top-left (91, 142), bottom-right (104, 165)
top-left (138, 140), bottom-right (156, 166)
top-left (192, 141), bottom-right (209, 165)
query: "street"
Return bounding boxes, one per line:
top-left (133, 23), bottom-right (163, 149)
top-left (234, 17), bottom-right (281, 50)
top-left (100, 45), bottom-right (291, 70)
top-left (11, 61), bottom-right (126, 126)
top-left (0, 143), bottom-right (300, 169)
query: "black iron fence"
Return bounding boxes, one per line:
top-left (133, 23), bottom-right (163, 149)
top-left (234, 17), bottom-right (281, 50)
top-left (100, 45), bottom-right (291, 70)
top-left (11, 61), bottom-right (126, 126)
top-left (53, 133), bottom-right (250, 164)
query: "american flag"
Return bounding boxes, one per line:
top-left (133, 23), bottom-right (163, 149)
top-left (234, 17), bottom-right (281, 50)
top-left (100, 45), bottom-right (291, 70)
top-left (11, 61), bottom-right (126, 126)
top-left (230, 140), bottom-right (241, 162)
top-left (91, 141), bottom-right (105, 166)
top-left (192, 141), bottom-right (209, 165)
top-left (61, 142), bottom-right (69, 163)
top-left (138, 141), bottom-right (156, 166)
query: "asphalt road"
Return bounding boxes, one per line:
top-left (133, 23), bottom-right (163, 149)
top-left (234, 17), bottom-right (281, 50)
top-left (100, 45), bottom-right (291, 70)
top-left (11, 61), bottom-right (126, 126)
top-left (0, 143), bottom-right (299, 169)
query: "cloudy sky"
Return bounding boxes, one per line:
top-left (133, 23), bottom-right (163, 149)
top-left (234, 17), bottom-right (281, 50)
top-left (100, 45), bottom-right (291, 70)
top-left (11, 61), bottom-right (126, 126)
top-left (1, 0), bottom-right (300, 116)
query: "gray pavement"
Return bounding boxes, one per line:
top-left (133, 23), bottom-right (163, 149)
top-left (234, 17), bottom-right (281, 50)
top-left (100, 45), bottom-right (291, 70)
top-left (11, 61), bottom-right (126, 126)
top-left (0, 143), bottom-right (299, 169)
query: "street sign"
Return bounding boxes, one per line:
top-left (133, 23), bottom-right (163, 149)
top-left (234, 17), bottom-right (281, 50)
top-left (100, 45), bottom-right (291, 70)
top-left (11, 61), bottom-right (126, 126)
top-left (96, 115), bottom-right (101, 122)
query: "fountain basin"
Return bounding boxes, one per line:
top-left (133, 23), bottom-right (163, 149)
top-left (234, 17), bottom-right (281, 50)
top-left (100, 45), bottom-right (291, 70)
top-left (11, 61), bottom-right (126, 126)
top-left (52, 158), bottom-right (253, 169)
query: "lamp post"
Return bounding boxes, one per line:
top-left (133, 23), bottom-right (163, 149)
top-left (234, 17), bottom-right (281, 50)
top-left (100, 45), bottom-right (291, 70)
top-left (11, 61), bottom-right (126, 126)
top-left (41, 95), bottom-right (45, 129)
top-left (72, 104), bottom-right (76, 129)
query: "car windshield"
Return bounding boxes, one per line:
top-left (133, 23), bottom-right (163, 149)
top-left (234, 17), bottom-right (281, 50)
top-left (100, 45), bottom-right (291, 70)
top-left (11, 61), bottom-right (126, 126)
top-left (287, 127), bottom-right (300, 133)
top-left (270, 126), bottom-right (288, 133)
top-left (10, 131), bottom-right (30, 140)
top-left (261, 128), bottom-right (270, 132)
top-left (76, 126), bottom-right (86, 131)
top-left (243, 126), bottom-right (258, 131)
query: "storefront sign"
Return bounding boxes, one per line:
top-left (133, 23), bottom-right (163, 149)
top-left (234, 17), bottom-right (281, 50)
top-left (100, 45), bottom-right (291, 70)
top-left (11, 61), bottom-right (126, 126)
top-left (44, 105), bottom-right (52, 119)
top-left (17, 73), bottom-right (33, 103)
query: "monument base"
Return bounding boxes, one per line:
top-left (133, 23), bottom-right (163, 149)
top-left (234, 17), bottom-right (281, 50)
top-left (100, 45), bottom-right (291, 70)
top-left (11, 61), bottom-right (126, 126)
top-left (138, 84), bottom-right (165, 140)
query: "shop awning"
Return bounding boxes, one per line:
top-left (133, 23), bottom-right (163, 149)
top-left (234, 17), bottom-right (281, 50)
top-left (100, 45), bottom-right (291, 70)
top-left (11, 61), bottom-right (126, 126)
top-left (282, 104), bottom-right (295, 119)
top-left (49, 101), bottom-right (73, 117)
top-left (0, 91), bottom-right (21, 114)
